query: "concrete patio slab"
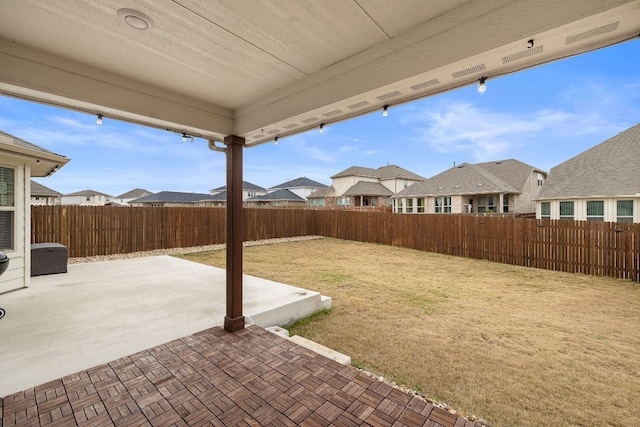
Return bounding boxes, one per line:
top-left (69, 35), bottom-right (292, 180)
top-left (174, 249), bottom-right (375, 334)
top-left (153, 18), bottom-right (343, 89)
top-left (0, 256), bottom-right (331, 397)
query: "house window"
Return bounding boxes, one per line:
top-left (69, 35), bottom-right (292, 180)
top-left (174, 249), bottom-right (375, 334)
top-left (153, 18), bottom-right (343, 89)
top-left (540, 202), bottom-right (551, 219)
top-left (586, 201), bottom-right (604, 221)
top-left (406, 198), bottom-right (413, 213)
top-left (435, 197), bottom-right (451, 213)
top-left (537, 173), bottom-right (544, 186)
top-left (503, 194), bottom-right (509, 213)
top-left (85, 196), bottom-right (91, 202)
top-left (337, 197), bottom-right (351, 206)
top-left (0, 166), bottom-right (15, 250)
top-left (617, 200), bottom-right (633, 223)
top-left (417, 198), bottom-right (425, 213)
top-left (477, 196), bottom-right (495, 213)
top-left (362, 196), bottom-right (376, 206)
top-left (559, 201), bottom-right (574, 220)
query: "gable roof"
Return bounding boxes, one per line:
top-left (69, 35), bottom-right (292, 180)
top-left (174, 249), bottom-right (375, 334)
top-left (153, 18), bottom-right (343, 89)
top-left (132, 191), bottom-right (216, 204)
top-left (394, 160), bottom-right (538, 198)
top-left (343, 181), bottom-right (394, 197)
top-left (64, 189), bottom-right (112, 197)
top-left (247, 189), bottom-right (306, 202)
top-left (115, 188), bottom-right (154, 199)
top-left (537, 123), bottom-right (640, 199)
top-left (308, 186), bottom-right (335, 199)
top-left (270, 177), bottom-right (328, 190)
top-left (331, 164), bottom-right (425, 181)
top-left (475, 159), bottom-right (545, 191)
top-left (30, 180), bottom-right (62, 197)
top-left (0, 130), bottom-right (70, 177)
top-left (211, 181), bottom-right (265, 192)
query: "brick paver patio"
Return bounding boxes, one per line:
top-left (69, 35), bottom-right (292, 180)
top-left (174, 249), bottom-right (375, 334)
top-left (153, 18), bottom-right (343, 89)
top-left (1, 325), bottom-right (476, 426)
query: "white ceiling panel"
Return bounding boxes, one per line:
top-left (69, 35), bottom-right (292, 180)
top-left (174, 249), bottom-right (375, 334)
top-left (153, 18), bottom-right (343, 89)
top-left (356, 0), bottom-right (468, 38)
top-left (0, 0), bottom-right (638, 146)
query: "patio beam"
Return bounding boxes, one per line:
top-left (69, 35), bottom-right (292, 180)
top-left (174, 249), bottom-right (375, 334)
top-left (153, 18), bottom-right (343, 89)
top-left (224, 135), bottom-right (245, 332)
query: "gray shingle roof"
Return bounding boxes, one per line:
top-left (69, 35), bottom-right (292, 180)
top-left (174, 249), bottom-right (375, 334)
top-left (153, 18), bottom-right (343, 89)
top-left (308, 186), bottom-right (335, 198)
top-left (331, 164), bottom-right (425, 181)
top-left (64, 189), bottom-right (113, 197)
top-left (30, 180), bottom-right (61, 197)
top-left (476, 159), bottom-right (544, 191)
top-left (343, 181), bottom-right (394, 197)
top-left (270, 177), bottom-right (328, 189)
top-left (0, 130), bottom-right (67, 158)
top-left (537, 123), bottom-right (640, 199)
top-left (212, 181), bottom-right (265, 192)
top-left (132, 191), bottom-right (216, 203)
top-left (393, 160), bottom-right (533, 198)
top-left (247, 189), bottom-right (305, 201)
top-left (115, 188), bottom-right (154, 199)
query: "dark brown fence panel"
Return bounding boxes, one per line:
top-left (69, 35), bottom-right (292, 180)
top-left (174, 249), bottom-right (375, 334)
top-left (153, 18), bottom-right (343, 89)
top-left (32, 206), bottom-right (228, 257)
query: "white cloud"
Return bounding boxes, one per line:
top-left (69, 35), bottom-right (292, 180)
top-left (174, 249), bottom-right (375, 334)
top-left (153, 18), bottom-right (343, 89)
top-left (404, 101), bottom-right (577, 161)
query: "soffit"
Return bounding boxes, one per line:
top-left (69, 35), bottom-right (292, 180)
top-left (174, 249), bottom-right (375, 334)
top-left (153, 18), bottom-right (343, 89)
top-left (0, 0), bottom-right (638, 146)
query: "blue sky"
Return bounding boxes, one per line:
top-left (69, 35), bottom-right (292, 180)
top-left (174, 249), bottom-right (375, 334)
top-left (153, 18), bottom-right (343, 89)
top-left (1, 40), bottom-right (639, 197)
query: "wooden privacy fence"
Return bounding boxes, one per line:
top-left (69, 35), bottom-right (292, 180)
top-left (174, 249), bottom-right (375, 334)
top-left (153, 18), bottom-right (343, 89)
top-left (31, 206), bottom-right (640, 280)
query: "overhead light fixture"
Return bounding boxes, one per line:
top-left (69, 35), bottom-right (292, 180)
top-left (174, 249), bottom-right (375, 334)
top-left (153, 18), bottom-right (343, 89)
top-left (181, 133), bottom-right (187, 142)
top-left (274, 136), bottom-right (279, 146)
top-left (319, 124), bottom-right (324, 134)
top-left (96, 114), bottom-right (103, 125)
top-left (478, 77), bottom-right (487, 94)
top-left (382, 105), bottom-right (389, 117)
top-left (117, 8), bottom-right (154, 31)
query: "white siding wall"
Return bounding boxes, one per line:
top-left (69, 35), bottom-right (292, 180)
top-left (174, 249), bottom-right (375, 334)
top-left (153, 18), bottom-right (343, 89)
top-left (62, 195), bottom-right (108, 206)
top-left (333, 176), bottom-right (377, 196)
top-left (0, 160), bottom-right (29, 293)
top-left (536, 198), bottom-right (640, 223)
top-left (514, 172), bottom-right (545, 213)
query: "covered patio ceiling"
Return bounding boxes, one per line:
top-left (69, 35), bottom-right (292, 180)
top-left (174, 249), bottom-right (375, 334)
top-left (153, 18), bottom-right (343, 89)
top-left (1, 0), bottom-right (639, 147)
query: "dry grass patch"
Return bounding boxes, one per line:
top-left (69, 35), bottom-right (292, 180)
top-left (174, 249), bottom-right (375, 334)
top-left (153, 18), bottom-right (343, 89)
top-left (180, 238), bottom-right (640, 427)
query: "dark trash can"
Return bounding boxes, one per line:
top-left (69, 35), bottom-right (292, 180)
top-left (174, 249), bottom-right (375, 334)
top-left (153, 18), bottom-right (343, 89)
top-left (0, 251), bottom-right (9, 276)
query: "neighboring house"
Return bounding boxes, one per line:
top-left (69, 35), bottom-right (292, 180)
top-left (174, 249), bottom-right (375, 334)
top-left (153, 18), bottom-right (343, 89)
top-left (194, 191), bottom-right (227, 207)
top-left (130, 191), bottom-right (218, 207)
top-left (309, 164), bottom-right (425, 208)
top-left (113, 188), bottom-right (154, 205)
top-left (268, 177), bottom-right (327, 200)
top-left (30, 180), bottom-right (62, 206)
top-left (1, 130), bottom-right (69, 293)
top-left (393, 159), bottom-right (546, 214)
top-left (62, 189), bottom-right (112, 206)
top-left (245, 189), bottom-right (307, 207)
top-left (210, 181), bottom-right (267, 201)
top-left (536, 123), bottom-right (640, 223)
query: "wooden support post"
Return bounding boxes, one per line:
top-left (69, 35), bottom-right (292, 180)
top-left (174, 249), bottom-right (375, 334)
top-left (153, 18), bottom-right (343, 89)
top-left (224, 135), bottom-right (245, 332)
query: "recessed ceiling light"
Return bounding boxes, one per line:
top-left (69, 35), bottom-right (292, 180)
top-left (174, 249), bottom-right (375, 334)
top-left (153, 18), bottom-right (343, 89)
top-left (117, 8), bottom-right (154, 31)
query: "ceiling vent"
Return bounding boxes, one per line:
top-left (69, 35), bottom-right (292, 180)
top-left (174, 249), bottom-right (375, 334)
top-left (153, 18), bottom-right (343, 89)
top-left (411, 79), bottom-right (440, 91)
top-left (348, 101), bottom-right (370, 110)
top-left (301, 117), bottom-right (319, 124)
top-left (283, 123), bottom-right (298, 129)
top-left (502, 45), bottom-right (543, 64)
top-left (267, 129), bottom-right (280, 135)
top-left (451, 64), bottom-right (486, 79)
top-left (565, 21), bottom-right (619, 45)
top-left (323, 109), bottom-right (342, 117)
top-left (376, 91), bottom-right (402, 101)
